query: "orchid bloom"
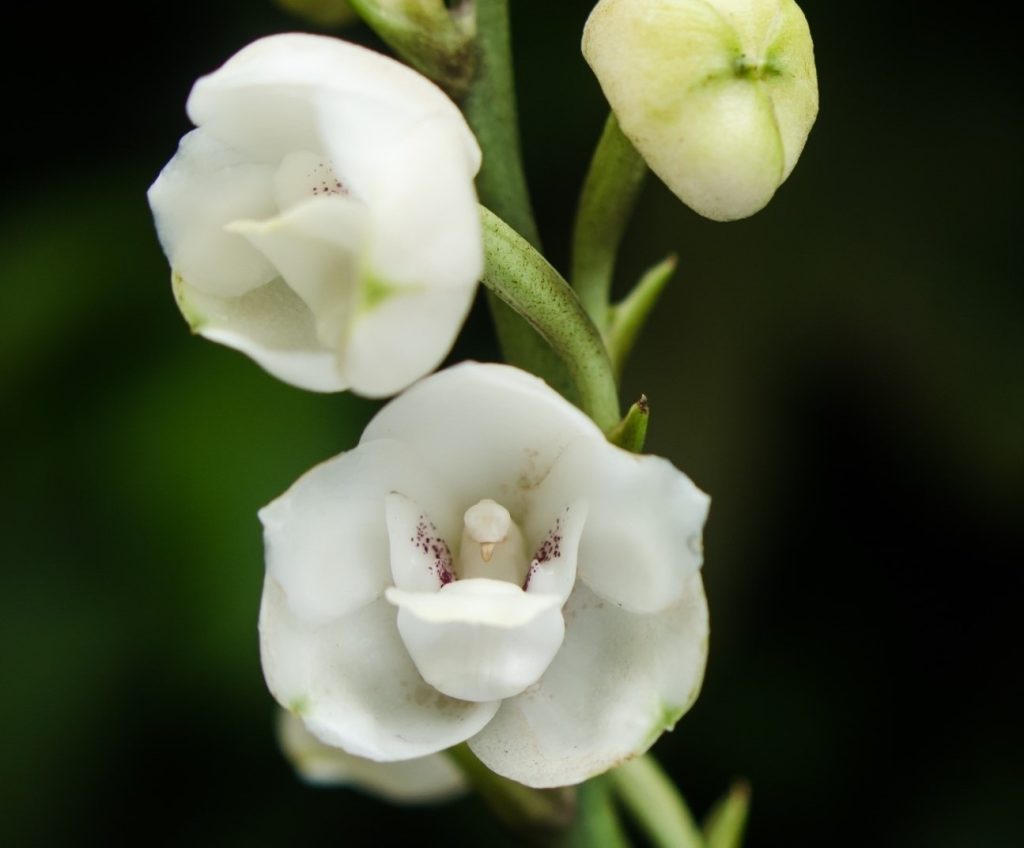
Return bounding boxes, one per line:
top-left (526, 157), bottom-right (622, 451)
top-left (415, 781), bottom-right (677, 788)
top-left (147, 33), bottom-right (483, 397)
top-left (583, 0), bottom-right (819, 221)
top-left (259, 363), bottom-right (709, 788)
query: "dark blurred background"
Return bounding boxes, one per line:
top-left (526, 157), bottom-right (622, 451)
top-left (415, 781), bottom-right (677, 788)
top-left (1, 1), bottom-right (1020, 845)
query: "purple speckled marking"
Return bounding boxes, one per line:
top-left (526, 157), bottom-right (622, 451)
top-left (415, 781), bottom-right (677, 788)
top-left (409, 514), bottom-right (454, 585)
top-left (523, 508), bottom-right (567, 591)
top-left (308, 162), bottom-right (349, 197)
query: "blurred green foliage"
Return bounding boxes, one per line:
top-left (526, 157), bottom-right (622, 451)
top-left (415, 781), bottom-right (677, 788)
top-left (1, 1), bottom-right (1020, 846)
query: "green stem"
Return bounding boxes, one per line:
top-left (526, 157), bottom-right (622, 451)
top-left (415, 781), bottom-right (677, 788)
top-left (555, 776), bottom-right (632, 848)
top-left (462, 0), bottom-right (539, 247)
top-left (462, 0), bottom-right (571, 393)
top-left (448, 744), bottom-right (577, 840)
top-left (608, 755), bottom-right (705, 848)
top-left (570, 112), bottom-right (648, 330)
top-left (481, 206), bottom-right (620, 432)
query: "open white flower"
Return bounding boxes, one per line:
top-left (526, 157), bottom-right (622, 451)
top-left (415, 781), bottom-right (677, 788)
top-left (147, 33), bottom-right (483, 397)
top-left (259, 362), bottom-right (709, 788)
top-left (583, 0), bottom-right (818, 221)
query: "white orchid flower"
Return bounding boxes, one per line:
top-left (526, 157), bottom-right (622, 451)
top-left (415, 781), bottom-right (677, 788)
top-left (147, 33), bottom-right (483, 397)
top-left (583, 0), bottom-right (819, 221)
top-left (259, 362), bottom-right (709, 788)
top-left (277, 710), bottom-right (467, 803)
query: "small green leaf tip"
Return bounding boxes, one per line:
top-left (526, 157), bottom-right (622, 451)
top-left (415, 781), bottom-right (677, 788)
top-left (607, 253), bottom-right (677, 378)
top-left (703, 780), bottom-right (752, 848)
top-left (608, 395), bottom-right (649, 453)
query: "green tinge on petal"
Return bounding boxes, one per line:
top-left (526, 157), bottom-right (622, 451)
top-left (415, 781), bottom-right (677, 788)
top-left (357, 270), bottom-right (406, 315)
top-left (171, 271), bottom-right (207, 332)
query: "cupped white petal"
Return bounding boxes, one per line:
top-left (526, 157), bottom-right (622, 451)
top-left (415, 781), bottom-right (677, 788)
top-left (468, 574), bottom-right (709, 788)
top-left (277, 711), bottom-right (467, 803)
top-left (261, 580), bottom-right (499, 760)
top-left (172, 272), bottom-right (345, 392)
top-left (148, 130), bottom-right (277, 297)
top-left (386, 579), bottom-right (565, 702)
top-left (362, 363), bottom-right (603, 516)
top-left (260, 438), bottom-right (459, 624)
top-left (385, 492), bottom-right (455, 592)
top-left (229, 195), bottom-right (368, 349)
top-left (187, 33), bottom-right (476, 168)
top-left (357, 116), bottom-right (483, 291)
top-left (342, 283), bottom-right (477, 399)
top-left (523, 501), bottom-right (587, 605)
top-left (528, 438), bottom-right (710, 613)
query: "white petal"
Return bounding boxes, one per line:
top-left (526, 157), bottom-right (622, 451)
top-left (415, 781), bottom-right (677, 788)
top-left (385, 492), bottom-right (455, 592)
top-left (523, 501), bottom-right (587, 605)
top-left (173, 272), bottom-right (345, 392)
top-left (468, 574), bottom-right (709, 788)
top-left (529, 438), bottom-right (710, 613)
top-left (261, 580), bottom-right (499, 760)
top-left (343, 284), bottom-right (477, 398)
top-left (357, 116), bottom-right (483, 291)
top-left (187, 33), bottom-right (477, 168)
top-left (229, 195), bottom-right (369, 349)
top-left (386, 579), bottom-right (565, 702)
top-left (259, 438), bottom-right (459, 624)
top-left (362, 363), bottom-right (603, 517)
top-left (148, 129), bottom-right (277, 297)
top-left (277, 711), bottom-right (467, 803)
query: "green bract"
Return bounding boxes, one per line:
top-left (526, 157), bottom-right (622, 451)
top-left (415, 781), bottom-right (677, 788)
top-left (583, 0), bottom-right (818, 221)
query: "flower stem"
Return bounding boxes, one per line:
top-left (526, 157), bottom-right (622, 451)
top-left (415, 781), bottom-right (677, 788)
top-left (462, 0), bottom-right (573, 396)
top-left (570, 112), bottom-right (648, 330)
top-left (447, 744), bottom-right (577, 840)
top-left (554, 775), bottom-right (631, 848)
top-left (607, 755), bottom-right (705, 848)
top-left (481, 206), bottom-right (620, 433)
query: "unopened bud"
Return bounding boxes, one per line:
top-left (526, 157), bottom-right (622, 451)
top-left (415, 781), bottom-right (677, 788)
top-left (583, 0), bottom-right (819, 221)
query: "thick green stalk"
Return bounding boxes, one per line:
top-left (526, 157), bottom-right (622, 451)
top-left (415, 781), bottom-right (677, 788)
top-left (448, 744), bottom-right (577, 840)
top-left (461, 0), bottom-right (571, 393)
top-left (481, 207), bottom-right (620, 433)
top-left (608, 755), bottom-right (705, 848)
top-left (462, 0), bottom-right (539, 247)
top-left (555, 776), bottom-right (631, 848)
top-left (571, 112), bottom-right (648, 329)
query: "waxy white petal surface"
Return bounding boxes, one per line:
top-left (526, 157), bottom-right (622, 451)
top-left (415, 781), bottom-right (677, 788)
top-left (278, 711), bottom-right (467, 803)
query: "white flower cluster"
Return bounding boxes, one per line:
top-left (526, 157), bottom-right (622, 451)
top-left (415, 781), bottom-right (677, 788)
top-left (140, 7), bottom-right (812, 791)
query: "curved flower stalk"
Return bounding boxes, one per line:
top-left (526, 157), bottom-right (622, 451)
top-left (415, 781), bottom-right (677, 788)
top-left (277, 710), bottom-right (467, 803)
top-left (583, 0), bottom-right (818, 221)
top-left (259, 362), bottom-right (710, 788)
top-left (148, 33), bottom-right (483, 397)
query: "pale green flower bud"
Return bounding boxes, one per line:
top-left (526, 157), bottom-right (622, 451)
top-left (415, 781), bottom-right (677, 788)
top-left (583, 0), bottom-right (819, 221)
